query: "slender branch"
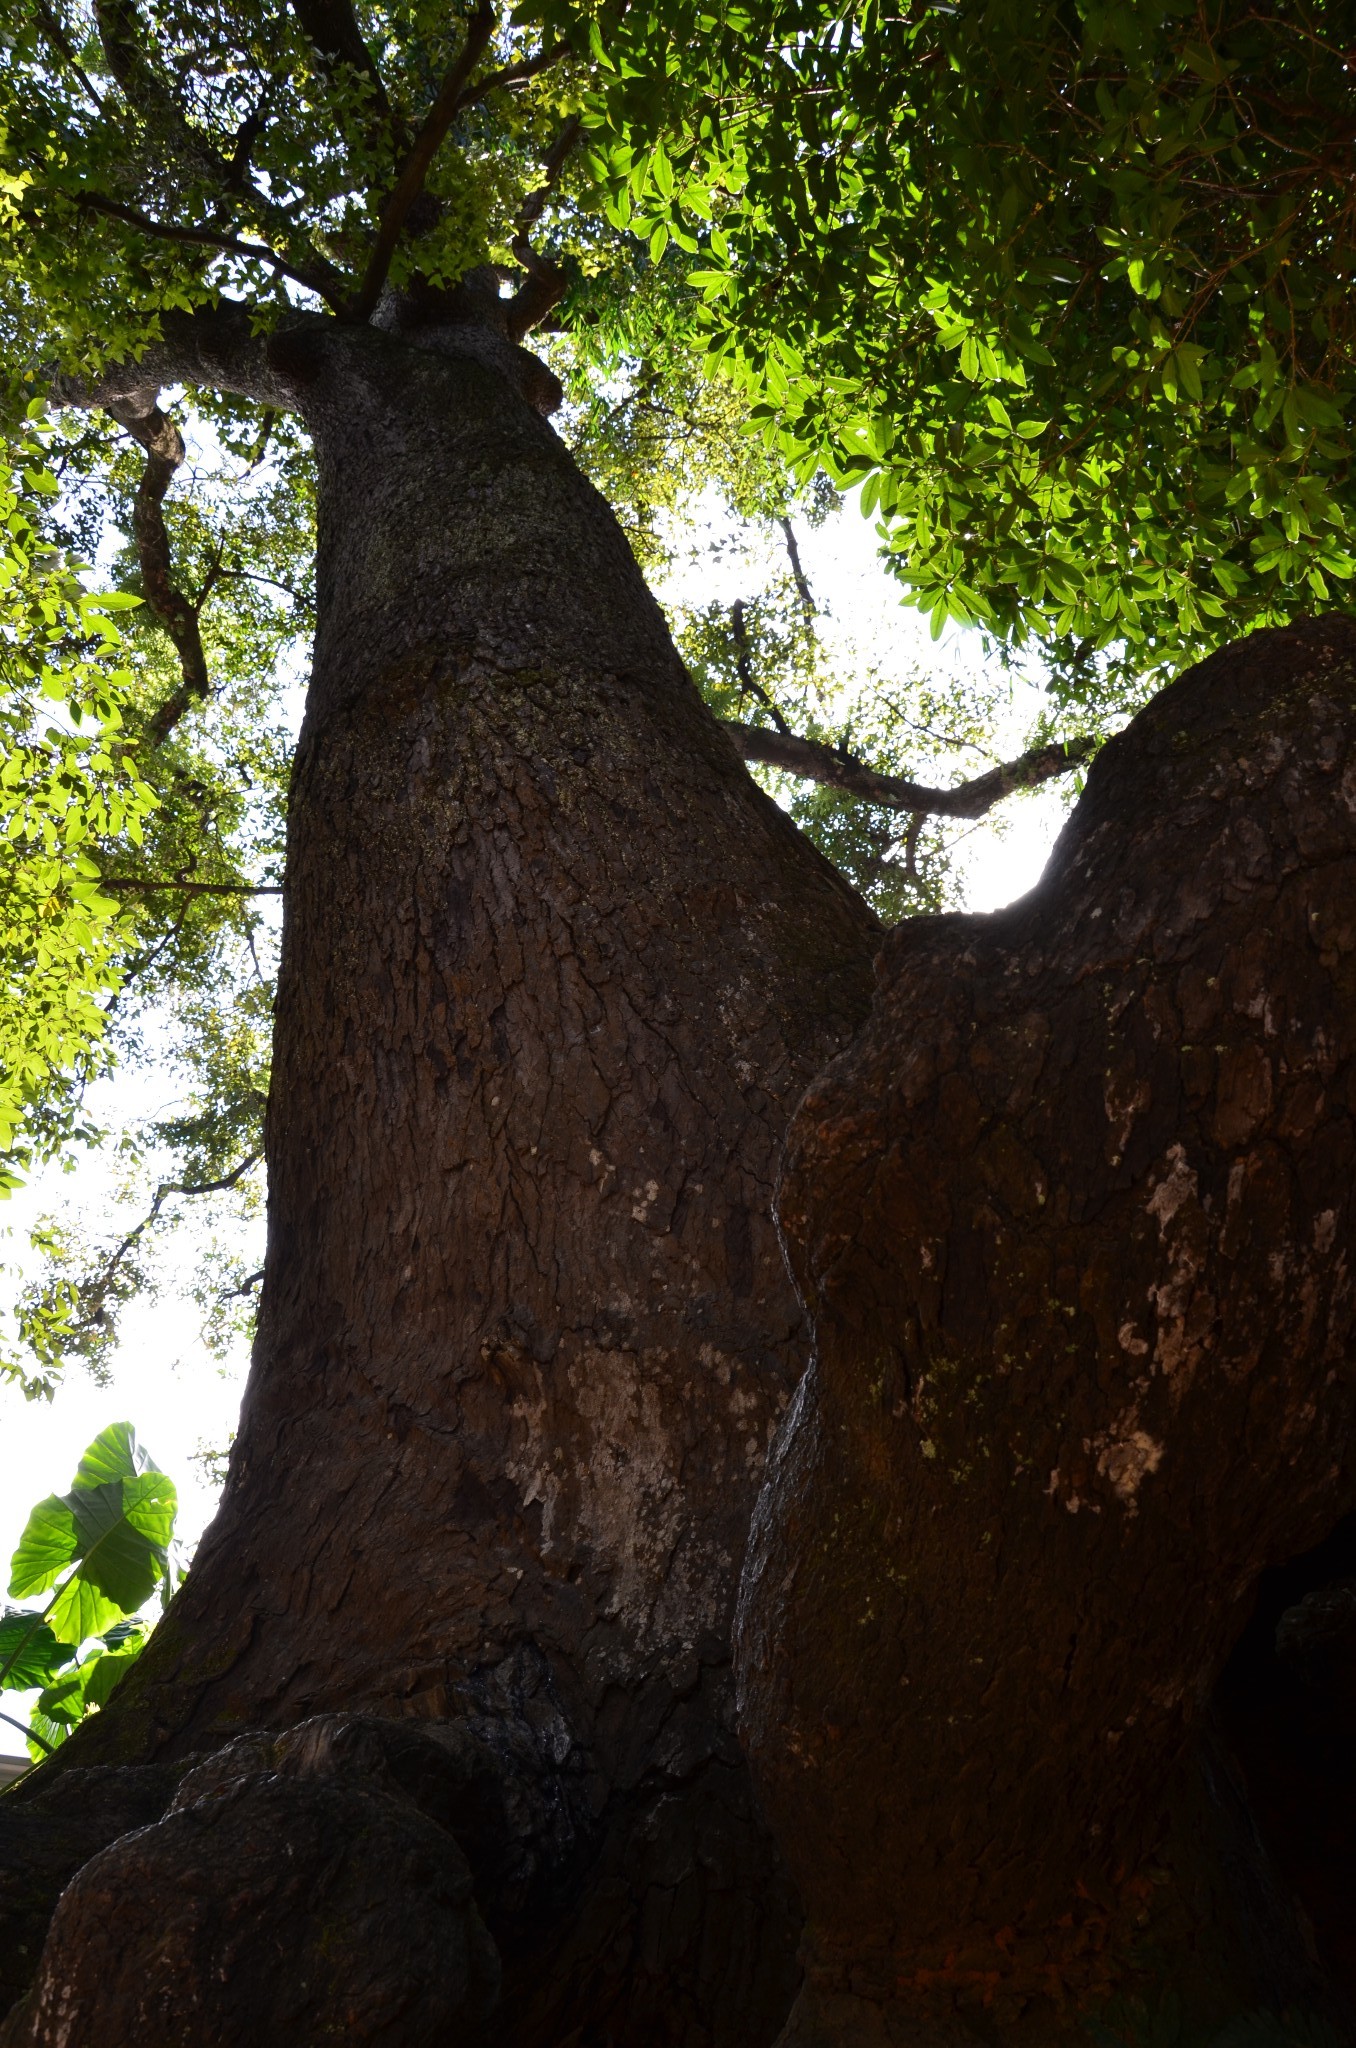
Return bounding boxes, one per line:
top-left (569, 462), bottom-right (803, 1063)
top-left (504, 112), bottom-right (582, 340)
top-left (97, 878), bottom-right (284, 896)
top-left (352, 0), bottom-right (497, 321)
top-left (459, 37), bottom-right (569, 111)
top-left (778, 516), bottom-right (815, 621)
top-left (0, 1709), bottom-right (52, 1758)
top-left (730, 602), bottom-right (791, 735)
top-left (78, 193), bottom-right (346, 308)
top-left (34, 0), bottom-right (106, 110)
top-left (73, 1149), bottom-right (266, 1349)
top-left (723, 721), bottom-right (1096, 820)
top-left (104, 400), bottom-right (211, 742)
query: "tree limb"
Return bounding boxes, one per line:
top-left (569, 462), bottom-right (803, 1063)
top-left (730, 602), bottom-right (791, 735)
top-left (97, 878), bottom-right (284, 895)
top-left (723, 720), bottom-right (1096, 819)
top-left (77, 193), bottom-right (347, 309)
top-left (288, 0), bottom-right (406, 152)
top-left (778, 516), bottom-right (815, 621)
top-left (50, 303), bottom-right (319, 418)
top-left (102, 399), bottom-right (214, 742)
top-left (504, 112), bottom-right (582, 340)
top-left (352, 0), bottom-right (497, 321)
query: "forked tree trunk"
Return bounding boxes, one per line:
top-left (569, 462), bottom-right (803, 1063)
top-left (2, 316), bottom-right (877, 2045)
top-left (4, 320), bottom-right (1356, 2048)
top-left (737, 616), bottom-right (1356, 2045)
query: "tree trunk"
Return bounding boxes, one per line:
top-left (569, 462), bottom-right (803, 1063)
top-left (3, 317), bottom-right (878, 2045)
top-left (736, 615), bottom-right (1356, 2044)
top-left (6, 319), bottom-right (1356, 2048)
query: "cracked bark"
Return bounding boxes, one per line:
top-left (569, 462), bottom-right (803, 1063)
top-left (8, 305), bottom-right (1356, 2048)
top-left (736, 615), bottom-right (1356, 2045)
top-left (6, 311), bottom-right (877, 2046)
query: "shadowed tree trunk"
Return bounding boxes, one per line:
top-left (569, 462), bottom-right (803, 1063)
top-left (1, 307), bottom-right (877, 2046)
top-left (3, 311), bottom-right (1356, 2048)
top-left (736, 615), bottom-right (1356, 2045)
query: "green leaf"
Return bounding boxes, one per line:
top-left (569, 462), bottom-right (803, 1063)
top-left (66, 1475), bottom-right (174, 1611)
top-left (46, 1569), bottom-right (123, 1645)
top-left (0, 1607), bottom-right (76, 1689)
top-left (72, 1421), bottom-right (161, 1491)
top-left (8, 1493), bottom-right (79, 1599)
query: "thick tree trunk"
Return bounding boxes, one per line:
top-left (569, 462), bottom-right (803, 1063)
top-left (7, 318), bottom-right (1356, 2048)
top-left (2, 319), bottom-right (878, 2044)
top-left (736, 616), bottom-right (1356, 2044)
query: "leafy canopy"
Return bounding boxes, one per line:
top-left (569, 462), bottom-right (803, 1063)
top-left (580, 0), bottom-right (1356, 700)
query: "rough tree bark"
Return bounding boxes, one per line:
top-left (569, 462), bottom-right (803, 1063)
top-left (1, 304), bottom-right (878, 2045)
top-left (3, 306), bottom-right (1355, 2048)
top-left (737, 615), bottom-right (1356, 2045)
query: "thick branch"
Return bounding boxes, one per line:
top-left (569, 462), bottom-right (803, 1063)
top-left (352, 0), bottom-right (497, 321)
top-left (50, 302), bottom-right (317, 418)
top-left (724, 720), bottom-right (1096, 819)
top-left (288, 0), bottom-right (405, 151)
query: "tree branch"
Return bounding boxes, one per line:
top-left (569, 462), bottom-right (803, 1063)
top-left (778, 516), bottom-right (815, 621)
top-left (504, 112), bottom-right (582, 340)
top-left (723, 721), bottom-right (1096, 819)
top-left (103, 401), bottom-right (212, 743)
top-left (97, 878), bottom-right (284, 896)
top-left (77, 193), bottom-right (347, 309)
top-left (730, 602), bottom-right (791, 735)
top-left (352, 0), bottom-right (497, 321)
top-left (50, 303), bottom-right (320, 420)
top-left (458, 37), bottom-right (569, 111)
top-left (288, 0), bottom-right (405, 151)
top-left (34, 0), bottom-right (106, 110)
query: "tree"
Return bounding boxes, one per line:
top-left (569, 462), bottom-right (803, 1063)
top-left (0, 3), bottom-right (1354, 2045)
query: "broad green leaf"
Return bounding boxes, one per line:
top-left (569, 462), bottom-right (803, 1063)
top-left (65, 1472), bottom-right (175, 1611)
top-left (0, 1606), bottom-right (75, 1689)
top-left (72, 1421), bottom-right (161, 1491)
top-left (7, 1493), bottom-right (79, 1598)
top-left (46, 1570), bottom-right (123, 1645)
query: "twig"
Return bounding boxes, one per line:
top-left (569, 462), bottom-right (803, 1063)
top-left (730, 601), bottom-right (792, 735)
top-left (77, 193), bottom-right (346, 308)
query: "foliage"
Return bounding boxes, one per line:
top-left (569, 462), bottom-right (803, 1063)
top-left (0, 427), bottom-right (156, 1196)
top-left (568, 0), bottom-right (1356, 701)
top-left (0, 1421), bottom-right (178, 1759)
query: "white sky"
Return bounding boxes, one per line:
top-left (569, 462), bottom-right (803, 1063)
top-left (0, 490), bottom-right (1069, 1760)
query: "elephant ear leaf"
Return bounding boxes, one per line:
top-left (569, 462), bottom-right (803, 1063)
top-left (0, 1608), bottom-right (75, 1690)
top-left (36, 1629), bottom-right (148, 1726)
top-left (47, 1470), bottom-right (178, 1640)
top-left (7, 1495), bottom-right (80, 1599)
top-left (72, 1422), bottom-right (160, 1490)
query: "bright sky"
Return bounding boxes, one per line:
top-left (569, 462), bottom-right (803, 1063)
top-left (0, 490), bottom-right (1070, 1760)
